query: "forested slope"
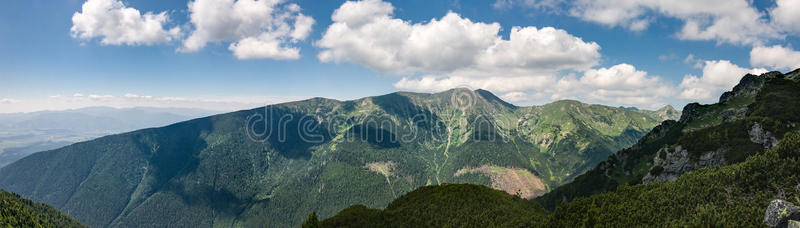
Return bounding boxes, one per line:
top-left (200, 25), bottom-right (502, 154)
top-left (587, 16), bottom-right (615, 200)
top-left (0, 89), bottom-right (663, 227)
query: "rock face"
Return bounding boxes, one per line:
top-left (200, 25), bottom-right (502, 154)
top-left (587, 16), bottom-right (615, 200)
top-left (643, 121), bottom-right (779, 183)
top-left (750, 122), bottom-right (780, 149)
top-left (678, 103), bottom-right (704, 124)
top-left (764, 199), bottom-right (800, 228)
top-left (720, 73), bottom-right (763, 103)
top-left (788, 69), bottom-right (800, 80)
top-left (641, 145), bottom-right (726, 183)
top-left (720, 71), bottom-right (787, 103)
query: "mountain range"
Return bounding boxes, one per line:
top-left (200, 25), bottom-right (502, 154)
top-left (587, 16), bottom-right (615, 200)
top-left (312, 69), bottom-right (800, 227)
top-left (0, 107), bottom-right (217, 167)
top-left (0, 89), bottom-right (674, 227)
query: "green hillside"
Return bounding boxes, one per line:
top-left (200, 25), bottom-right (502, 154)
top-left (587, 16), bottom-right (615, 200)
top-left (315, 68), bottom-right (800, 227)
top-left (538, 69), bottom-right (800, 209)
top-left (311, 128), bottom-right (800, 227)
top-left (0, 189), bottom-right (86, 228)
top-left (0, 89), bottom-right (662, 227)
top-left (313, 184), bottom-right (550, 227)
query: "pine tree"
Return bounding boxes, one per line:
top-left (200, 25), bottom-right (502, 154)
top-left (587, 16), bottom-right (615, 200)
top-left (301, 211), bottom-right (320, 228)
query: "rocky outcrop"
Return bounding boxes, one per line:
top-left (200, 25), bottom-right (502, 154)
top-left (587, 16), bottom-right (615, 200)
top-left (764, 199), bottom-right (800, 228)
top-left (720, 106), bottom-right (748, 122)
top-left (679, 103), bottom-right (704, 124)
top-left (720, 73), bottom-right (762, 103)
top-left (720, 71), bottom-right (785, 103)
top-left (750, 122), bottom-right (779, 149)
top-left (787, 68), bottom-right (800, 80)
top-left (643, 122), bottom-right (778, 183)
top-left (642, 145), bottom-right (726, 183)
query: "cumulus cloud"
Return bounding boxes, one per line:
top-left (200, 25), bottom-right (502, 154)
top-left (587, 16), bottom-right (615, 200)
top-left (317, 0), bottom-right (600, 74)
top-left (499, 91), bottom-right (545, 103)
top-left (750, 45), bottom-right (800, 71)
top-left (551, 64), bottom-right (676, 108)
top-left (567, 0), bottom-right (780, 45)
top-left (321, 0), bottom-right (695, 108)
top-left (770, 0), bottom-right (800, 35)
top-left (394, 64), bottom-right (676, 109)
top-left (394, 75), bottom-right (555, 93)
top-left (678, 60), bottom-right (767, 102)
top-left (181, 0), bottom-right (314, 60)
top-left (71, 0), bottom-right (180, 45)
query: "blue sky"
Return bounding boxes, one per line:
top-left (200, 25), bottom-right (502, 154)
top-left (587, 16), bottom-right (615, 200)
top-left (1, 0), bottom-right (799, 113)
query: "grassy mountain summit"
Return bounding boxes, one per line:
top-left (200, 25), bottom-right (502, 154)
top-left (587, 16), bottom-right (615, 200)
top-left (0, 89), bottom-right (663, 227)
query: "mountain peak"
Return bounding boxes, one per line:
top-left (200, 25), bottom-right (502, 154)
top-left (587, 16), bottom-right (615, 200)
top-left (474, 89), bottom-right (516, 109)
top-left (658, 105), bottom-right (675, 111)
top-left (718, 69), bottom-right (797, 103)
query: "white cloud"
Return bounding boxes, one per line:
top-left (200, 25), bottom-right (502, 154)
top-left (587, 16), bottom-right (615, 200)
top-left (71, 0), bottom-right (180, 45)
top-left (181, 0), bottom-right (315, 60)
top-left (579, 64), bottom-right (659, 89)
top-left (499, 91), bottom-right (543, 103)
top-left (123, 93), bottom-right (153, 99)
top-left (394, 75), bottom-right (555, 93)
top-left (476, 26), bottom-right (601, 73)
top-left (0, 98), bottom-right (20, 104)
top-left (684, 54), bottom-right (704, 69)
top-left (395, 64), bottom-right (676, 109)
top-left (678, 60), bottom-right (767, 102)
top-left (568, 0), bottom-right (781, 45)
top-left (331, 0), bottom-right (395, 28)
top-left (317, 0), bottom-right (600, 74)
top-left (771, 0), bottom-right (800, 35)
top-left (87, 94), bottom-right (114, 99)
top-left (0, 93), bottom-right (305, 113)
top-left (750, 45), bottom-right (800, 71)
top-left (322, 0), bottom-right (689, 109)
top-left (551, 64), bottom-right (676, 108)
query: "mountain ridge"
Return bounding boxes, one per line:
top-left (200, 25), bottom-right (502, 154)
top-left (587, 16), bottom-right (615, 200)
top-left (312, 68), bottom-right (800, 227)
top-left (0, 88), bottom-right (665, 227)
top-left (0, 106), bottom-right (217, 167)
top-left (537, 68), bottom-right (800, 209)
